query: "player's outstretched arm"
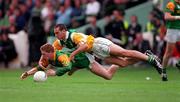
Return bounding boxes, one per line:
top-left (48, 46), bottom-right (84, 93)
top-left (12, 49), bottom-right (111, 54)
top-left (20, 67), bottom-right (38, 80)
top-left (70, 43), bottom-right (88, 60)
top-left (38, 55), bottom-right (49, 70)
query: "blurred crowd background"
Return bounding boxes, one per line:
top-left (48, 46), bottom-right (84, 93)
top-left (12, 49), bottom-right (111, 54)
top-left (0, 0), bottom-right (179, 68)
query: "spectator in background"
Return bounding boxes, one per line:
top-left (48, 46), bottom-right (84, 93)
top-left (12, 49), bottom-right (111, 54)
top-left (80, 0), bottom-right (88, 12)
top-left (101, 0), bottom-right (128, 17)
top-left (145, 12), bottom-right (159, 53)
top-left (19, 1), bottom-right (31, 22)
top-left (0, 28), bottom-right (17, 68)
top-left (105, 9), bottom-right (128, 47)
top-left (25, 0), bottom-right (34, 12)
top-left (145, 12), bottom-right (156, 33)
top-left (85, 16), bottom-right (102, 37)
top-left (133, 33), bottom-right (151, 53)
top-left (128, 15), bottom-right (142, 41)
top-left (28, 4), bottom-right (46, 66)
top-left (85, 0), bottom-right (100, 22)
top-left (14, 7), bottom-right (26, 31)
top-left (31, 0), bottom-right (42, 18)
top-left (41, 0), bottom-right (54, 20)
top-left (44, 12), bottom-right (56, 35)
top-left (8, 15), bottom-right (17, 33)
top-left (85, 0), bottom-right (100, 16)
top-left (113, 0), bottom-right (128, 10)
top-left (56, 2), bottom-right (72, 27)
top-left (71, 0), bottom-right (85, 28)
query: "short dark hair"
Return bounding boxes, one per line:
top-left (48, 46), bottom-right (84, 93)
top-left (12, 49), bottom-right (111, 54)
top-left (54, 24), bottom-right (67, 31)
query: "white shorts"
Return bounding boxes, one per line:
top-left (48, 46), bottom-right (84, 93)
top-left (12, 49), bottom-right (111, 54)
top-left (92, 37), bottom-right (113, 59)
top-left (165, 29), bottom-right (180, 43)
top-left (85, 53), bottom-right (95, 69)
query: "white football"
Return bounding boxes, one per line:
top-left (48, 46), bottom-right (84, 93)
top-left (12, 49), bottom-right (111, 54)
top-left (33, 71), bottom-right (47, 82)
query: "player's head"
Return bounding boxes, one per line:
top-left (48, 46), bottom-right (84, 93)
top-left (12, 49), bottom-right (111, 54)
top-left (54, 24), bottom-right (67, 40)
top-left (175, 0), bottom-right (180, 4)
top-left (40, 43), bottom-right (54, 60)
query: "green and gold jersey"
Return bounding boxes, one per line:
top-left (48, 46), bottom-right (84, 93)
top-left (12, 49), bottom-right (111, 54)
top-left (60, 29), bottom-right (77, 49)
top-left (60, 29), bottom-right (95, 51)
top-left (49, 50), bottom-right (90, 76)
top-left (165, 0), bottom-right (180, 29)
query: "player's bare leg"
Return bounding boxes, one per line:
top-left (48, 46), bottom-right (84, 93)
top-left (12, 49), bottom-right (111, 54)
top-left (162, 43), bottom-right (175, 68)
top-left (90, 61), bottom-right (119, 80)
top-left (109, 44), bottom-right (164, 77)
top-left (104, 56), bottom-right (139, 67)
top-left (109, 44), bottom-right (149, 61)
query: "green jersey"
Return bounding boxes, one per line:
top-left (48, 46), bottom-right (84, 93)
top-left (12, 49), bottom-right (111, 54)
top-left (60, 29), bottom-right (77, 49)
top-left (49, 50), bottom-right (90, 76)
top-left (165, 0), bottom-right (180, 29)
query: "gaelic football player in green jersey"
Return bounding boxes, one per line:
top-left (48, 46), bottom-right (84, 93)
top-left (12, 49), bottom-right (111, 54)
top-left (20, 43), bottom-right (119, 80)
top-left (163, 0), bottom-right (180, 72)
top-left (53, 24), bottom-right (167, 81)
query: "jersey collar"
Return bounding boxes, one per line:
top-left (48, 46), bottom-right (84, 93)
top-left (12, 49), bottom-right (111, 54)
top-left (65, 31), bottom-right (69, 41)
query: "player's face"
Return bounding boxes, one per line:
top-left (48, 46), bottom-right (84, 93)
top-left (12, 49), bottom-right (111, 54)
top-left (41, 51), bottom-right (54, 60)
top-left (54, 27), bottom-right (66, 40)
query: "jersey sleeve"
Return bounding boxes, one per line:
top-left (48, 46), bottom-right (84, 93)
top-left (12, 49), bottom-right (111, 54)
top-left (58, 54), bottom-right (71, 66)
top-left (71, 33), bottom-right (94, 51)
top-left (52, 39), bottom-right (63, 50)
top-left (71, 33), bottom-right (86, 45)
top-left (165, 2), bottom-right (175, 13)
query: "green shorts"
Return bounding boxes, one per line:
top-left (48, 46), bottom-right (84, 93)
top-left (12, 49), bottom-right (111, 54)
top-left (72, 52), bottom-right (90, 69)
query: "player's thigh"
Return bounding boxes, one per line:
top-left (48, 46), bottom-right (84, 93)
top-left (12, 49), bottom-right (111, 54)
top-left (109, 44), bottom-right (127, 57)
top-left (104, 56), bottom-right (128, 67)
top-left (90, 61), bottom-right (109, 77)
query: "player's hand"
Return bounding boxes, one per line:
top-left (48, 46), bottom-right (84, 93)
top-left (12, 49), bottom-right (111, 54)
top-left (20, 72), bottom-right (29, 80)
top-left (39, 64), bottom-right (47, 70)
top-left (69, 54), bottom-right (75, 61)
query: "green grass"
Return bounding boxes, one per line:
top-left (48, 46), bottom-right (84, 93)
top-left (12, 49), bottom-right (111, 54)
top-left (0, 67), bottom-right (180, 102)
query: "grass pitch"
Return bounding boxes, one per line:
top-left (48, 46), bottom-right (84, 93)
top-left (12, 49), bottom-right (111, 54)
top-left (0, 67), bottom-right (180, 102)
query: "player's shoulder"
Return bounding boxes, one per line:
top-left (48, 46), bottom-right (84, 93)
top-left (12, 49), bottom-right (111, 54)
top-left (57, 53), bottom-right (70, 66)
top-left (53, 39), bottom-right (63, 50)
top-left (53, 39), bottom-right (60, 45)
